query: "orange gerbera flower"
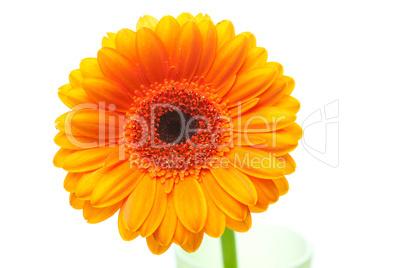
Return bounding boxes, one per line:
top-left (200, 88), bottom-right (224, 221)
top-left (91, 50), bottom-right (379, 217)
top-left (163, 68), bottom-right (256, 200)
top-left (53, 12), bottom-right (301, 254)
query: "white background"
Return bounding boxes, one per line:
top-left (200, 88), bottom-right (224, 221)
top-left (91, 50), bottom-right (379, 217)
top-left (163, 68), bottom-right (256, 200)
top-left (1, 0), bottom-right (401, 267)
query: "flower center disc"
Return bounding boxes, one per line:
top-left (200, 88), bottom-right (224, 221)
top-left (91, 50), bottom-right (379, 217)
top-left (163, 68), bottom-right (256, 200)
top-left (156, 110), bottom-right (200, 145)
top-left (123, 79), bottom-right (231, 182)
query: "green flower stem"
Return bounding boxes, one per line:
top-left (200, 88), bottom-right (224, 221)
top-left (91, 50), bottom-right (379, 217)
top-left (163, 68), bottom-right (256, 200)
top-left (220, 228), bottom-right (238, 268)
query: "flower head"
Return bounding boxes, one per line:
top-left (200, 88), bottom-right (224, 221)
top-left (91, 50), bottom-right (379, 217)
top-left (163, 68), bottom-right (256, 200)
top-left (54, 12), bottom-right (301, 254)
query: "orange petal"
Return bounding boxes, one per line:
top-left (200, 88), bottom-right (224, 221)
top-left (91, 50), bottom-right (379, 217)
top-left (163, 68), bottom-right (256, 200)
top-left (255, 143), bottom-right (298, 158)
top-left (57, 82), bottom-right (73, 92)
top-left (91, 162), bottom-right (144, 207)
top-left (56, 108), bottom-right (122, 140)
top-left (174, 177), bottom-right (207, 233)
top-left (54, 131), bottom-right (106, 150)
top-left (200, 183), bottom-right (226, 238)
top-left (232, 106), bottom-right (296, 132)
top-left (53, 148), bottom-right (76, 168)
top-left (249, 205), bottom-right (267, 213)
top-left (283, 76), bottom-right (296, 95)
top-left (273, 176), bottom-right (289, 196)
top-left (217, 74), bottom-right (236, 98)
top-left (63, 147), bottom-right (117, 172)
top-left (75, 168), bottom-right (107, 200)
top-left (228, 98), bottom-right (260, 117)
top-left (155, 15), bottom-right (180, 56)
top-left (58, 87), bottom-right (93, 109)
top-left (97, 47), bottom-right (148, 93)
top-left (205, 34), bottom-right (248, 89)
top-left (232, 131), bottom-right (267, 147)
top-left (164, 178), bottom-right (175, 193)
top-left (249, 180), bottom-right (269, 212)
top-left (80, 58), bottom-right (103, 78)
top-left (57, 83), bottom-right (72, 93)
top-left (176, 12), bottom-right (196, 26)
top-left (82, 77), bottom-right (133, 112)
top-left (238, 47), bottom-right (268, 74)
top-left (238, 32), bottom-right (255, 50)
top-left (195, 13), bottom-right (212, 23)
top-left (102, 32), bottom-right (116, 49)
top-left (137, 181), bottom-right (168, 237)
top-left (180, 232), bottom-right (204, 253)
top-left (253, 178), bottom-right (280, 204)
top-left (103, 151), bottom-right (128, 168)
top-left (154, 193), bottom-right (177, 246)
top-left (146, 235), bottom-right (172, 255)
top-left (173, 219), bottom-right (191, 245)
top-left (248, 123), bottom-right (302, 156)
top-left (194, 19), bottom-right (217, 77)
top-left (57, 84), bottom-right (73, 107)
top-left (226, 147), bottom-right (285, 179)
top-left (227, 66), bottom-right (278, 107)
top-left (247, 33), bottom-right (257, 49)
top-left (118, 205), bottom-right (138, 241)
top-left (210, 165), bottom-right (257, 206)
top-left (69, 69), bottom-right (84, 88)
top-left (171, 21), bottom-right (202, 81)
top-left (267, 62), bottom-right (284, 76)
top-left (272, 95), bottom-right (300, 114)
top-left (216, 20), bottom-right (235, 51)
top-left (202, 172), bottom-right (247, 221)
top-left (256, 77), bottom-right (287, 108)
top-left (123, 173), bottom-right (156, 231)
top-left (69, 193), bottom-right (85, 210)
top-left (226, 209), bottom-right (252, 232)
top-left (83, 200), bottom-right (121, 224)
top-left (136, 15), bottom-right (158, 31)
top-left (279, 154), bottom-right (296, 175)
top-left (136, 27), bottom-right (169, 83)
top-left (64, 172), bottom-right (84, 193)
top-left (115, 28), bottom-right (137, 62)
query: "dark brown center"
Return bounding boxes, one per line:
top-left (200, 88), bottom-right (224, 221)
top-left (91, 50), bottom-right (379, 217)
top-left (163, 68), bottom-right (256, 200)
top-left (156, 110), bottom-right (199, 144)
